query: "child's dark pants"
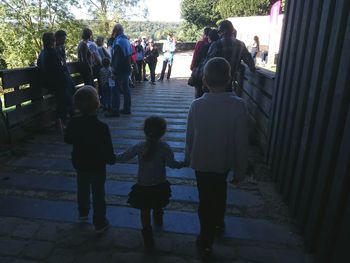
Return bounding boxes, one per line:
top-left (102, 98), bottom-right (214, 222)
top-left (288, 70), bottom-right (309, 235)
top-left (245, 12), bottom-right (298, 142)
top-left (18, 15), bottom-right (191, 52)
top-left (195, 171), bottom-right (228, 248)
top-left (77, 170), bottom-right (107, 227)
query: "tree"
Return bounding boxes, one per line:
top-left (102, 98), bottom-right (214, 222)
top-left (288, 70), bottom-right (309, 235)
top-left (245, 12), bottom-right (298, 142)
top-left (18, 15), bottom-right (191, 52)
top-left (215, 0), bottom-right (271, 18)
top-left (0, 39), bottom-right (7, 69)
top-left (0, 0), bottom-right (81, 68)
top-left (181, 0), bottom-right (221, 28)
top-left (83, 0), bottom-right (147, 36)
top-left (176, 21), bottom-right (202, 42)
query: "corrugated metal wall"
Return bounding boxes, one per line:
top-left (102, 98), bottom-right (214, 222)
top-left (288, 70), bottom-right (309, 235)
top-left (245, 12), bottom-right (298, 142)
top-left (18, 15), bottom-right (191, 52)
top-left (267, 0), bottom-right (350, 262)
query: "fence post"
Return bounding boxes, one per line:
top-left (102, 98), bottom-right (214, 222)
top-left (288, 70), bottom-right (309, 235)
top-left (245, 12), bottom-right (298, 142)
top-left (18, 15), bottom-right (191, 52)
top-left (0, 97), bottom-right (10, 145)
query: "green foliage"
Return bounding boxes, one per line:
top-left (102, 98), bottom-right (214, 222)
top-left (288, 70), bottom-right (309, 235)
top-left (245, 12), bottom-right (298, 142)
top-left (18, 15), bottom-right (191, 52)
top-left (83, 0), bottom-right (146, 36)
top-left (62, 20), bottom-right (89, 62)
top-left (0, 0), bottom-right (200, 69)
top-left (181, 0), bottom-right (221, 28)
top-left (0, 0), bottom-right (83, 68)
top-left (0, 39), bottom-right (7, 69)
top-left (176, 21), bottom-right (202, 42)
top-left (215, 0), bottom-right (271, 18)
top-left (123, 21), bottom-right (179, 41)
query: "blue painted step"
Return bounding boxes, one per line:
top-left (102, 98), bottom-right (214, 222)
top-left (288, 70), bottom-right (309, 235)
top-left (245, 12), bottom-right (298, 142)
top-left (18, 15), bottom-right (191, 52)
top-left (100, 116), bottom-right (187, 124)
top-left (0, 196), bottom-right (298, 246)
top-left (1, 173), bottom-right (263, 207)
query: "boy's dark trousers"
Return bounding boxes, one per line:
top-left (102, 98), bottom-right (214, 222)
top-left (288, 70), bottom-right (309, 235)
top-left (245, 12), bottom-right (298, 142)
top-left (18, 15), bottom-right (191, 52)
top-left (77, 170), bottom-right (107, 227)
top-left (195, 171), bottom-right (228, 248)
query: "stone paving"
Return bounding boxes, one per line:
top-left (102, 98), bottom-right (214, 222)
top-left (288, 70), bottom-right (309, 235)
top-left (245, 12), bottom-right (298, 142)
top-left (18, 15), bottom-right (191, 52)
top-left (0, 53), bottom-right (310, 262)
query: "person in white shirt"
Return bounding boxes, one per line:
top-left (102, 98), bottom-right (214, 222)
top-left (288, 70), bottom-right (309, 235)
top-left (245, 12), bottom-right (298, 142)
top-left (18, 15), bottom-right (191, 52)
top-left (185, 57), bottom-right (249, 258)
top-left (158, 33), bottom-right (176, 80)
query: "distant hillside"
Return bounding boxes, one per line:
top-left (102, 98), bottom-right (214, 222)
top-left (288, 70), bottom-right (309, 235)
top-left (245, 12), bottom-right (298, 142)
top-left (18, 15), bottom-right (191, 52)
top-left (123, 21), bottom-right (181, 41)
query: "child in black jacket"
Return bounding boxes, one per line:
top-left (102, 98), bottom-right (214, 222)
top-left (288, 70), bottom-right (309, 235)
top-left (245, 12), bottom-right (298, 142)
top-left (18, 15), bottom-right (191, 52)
top-left (64, 85), bottom-right (116, 233)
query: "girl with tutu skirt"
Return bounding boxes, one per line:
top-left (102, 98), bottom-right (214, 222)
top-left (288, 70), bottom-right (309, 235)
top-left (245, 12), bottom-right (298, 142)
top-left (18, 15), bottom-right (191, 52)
top-left (115, 116), bottom-right (186, 249)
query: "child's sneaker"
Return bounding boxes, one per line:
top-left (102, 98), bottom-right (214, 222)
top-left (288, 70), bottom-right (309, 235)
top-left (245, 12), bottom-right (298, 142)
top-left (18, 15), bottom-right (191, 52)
top-left (78, 215), bottom-right (88, 223)
top-left (141, 226), bottom-right (154, 250)
top-left (95, 220), bottom-right (110, 233)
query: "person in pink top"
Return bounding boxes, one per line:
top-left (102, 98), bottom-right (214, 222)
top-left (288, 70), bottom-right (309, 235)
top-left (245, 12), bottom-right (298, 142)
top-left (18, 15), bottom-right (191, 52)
top-left (190, 27), bottom-right (211, 71)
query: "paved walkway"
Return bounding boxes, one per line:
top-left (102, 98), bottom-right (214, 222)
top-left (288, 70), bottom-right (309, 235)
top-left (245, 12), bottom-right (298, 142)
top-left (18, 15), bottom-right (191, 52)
top-left (0, 54), bottom-right (308, 262)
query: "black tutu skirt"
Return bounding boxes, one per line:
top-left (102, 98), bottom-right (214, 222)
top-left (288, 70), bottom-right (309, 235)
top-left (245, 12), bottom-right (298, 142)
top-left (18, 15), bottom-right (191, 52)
top-left (127, 181), bottom-right (171, 209)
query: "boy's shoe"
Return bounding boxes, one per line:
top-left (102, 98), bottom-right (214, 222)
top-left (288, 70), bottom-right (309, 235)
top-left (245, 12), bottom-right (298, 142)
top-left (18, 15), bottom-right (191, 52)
top-left (78, 215), bottom-right (88, 223)
top-left (157, 77), bottom-right (163, 81)
top-left (141, 226), bottom-right (154, 250)
top-left (153, 209), bottom-right (163, 227)
top-left (196, 236), bottom-right (212, 260)
top-left (95, 220), bottom-right (110, 233)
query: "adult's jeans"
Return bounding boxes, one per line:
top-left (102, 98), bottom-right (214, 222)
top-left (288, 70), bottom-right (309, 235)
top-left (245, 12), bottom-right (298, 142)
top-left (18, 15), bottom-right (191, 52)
top-left (136, 60), bottom-right (143, 81)
top-left (77, 170), bottom-right (107, 227)
top-left (111, 74), bottom-right (131, 113)
top-left (160, 58), bottom-right (173, 80)
top-left (195, 171), bottom-right (228, 248)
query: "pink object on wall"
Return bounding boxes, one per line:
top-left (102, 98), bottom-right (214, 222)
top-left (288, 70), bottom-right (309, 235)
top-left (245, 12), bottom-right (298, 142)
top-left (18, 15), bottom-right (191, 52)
top-left (270, 1), bottom-right (281, 24)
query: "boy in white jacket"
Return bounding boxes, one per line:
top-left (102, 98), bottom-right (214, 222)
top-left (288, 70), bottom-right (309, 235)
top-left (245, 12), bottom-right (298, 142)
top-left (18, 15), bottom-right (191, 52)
top-left (185, 57), bottom-right (249, 258)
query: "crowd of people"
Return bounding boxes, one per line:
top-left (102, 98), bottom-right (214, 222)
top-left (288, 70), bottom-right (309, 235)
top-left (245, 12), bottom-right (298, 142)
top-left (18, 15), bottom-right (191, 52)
top-left (37, 23), bottom-right (177, 124)
top-left (38, 20), bottom-right (253, 260)
top-left (189, 20), bottom-right (256, 98)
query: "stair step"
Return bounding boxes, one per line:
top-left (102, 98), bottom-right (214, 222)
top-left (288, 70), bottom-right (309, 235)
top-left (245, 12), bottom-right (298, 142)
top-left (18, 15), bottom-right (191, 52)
top-left (1, 173), bottom-right (263, 207)
top-left (0, 196), bottom-right (298, 246)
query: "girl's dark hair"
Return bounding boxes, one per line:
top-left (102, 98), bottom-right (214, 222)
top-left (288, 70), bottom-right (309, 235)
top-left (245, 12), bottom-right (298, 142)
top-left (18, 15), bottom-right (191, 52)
top-left (142, 116), bottom-right (167, 161)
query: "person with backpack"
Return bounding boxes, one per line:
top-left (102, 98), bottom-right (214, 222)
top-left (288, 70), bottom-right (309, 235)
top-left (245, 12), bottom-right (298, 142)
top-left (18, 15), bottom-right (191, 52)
top-left (106, 23), bottom-right (132, 117)
top-left (204, 20), bottom-right (256, 92)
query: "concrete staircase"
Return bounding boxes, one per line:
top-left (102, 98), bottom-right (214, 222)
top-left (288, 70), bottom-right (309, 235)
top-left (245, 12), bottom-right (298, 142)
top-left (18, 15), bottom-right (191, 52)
top-left (0, 77), bottom-right (306, 262)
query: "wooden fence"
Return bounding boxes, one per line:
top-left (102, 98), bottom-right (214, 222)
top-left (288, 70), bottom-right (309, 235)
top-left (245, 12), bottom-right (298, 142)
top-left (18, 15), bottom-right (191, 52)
top-left (267, 0), bottom-right (350, 262)
top-left (236, 65), bottom-right (275, 156)
top-left (0, 62), bottom-right (82, 143)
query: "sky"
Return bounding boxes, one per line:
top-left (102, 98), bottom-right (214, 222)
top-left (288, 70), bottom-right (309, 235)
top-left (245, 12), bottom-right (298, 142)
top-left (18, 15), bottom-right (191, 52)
top-left (72, 0), bottom-right (182, 22)
top-left (146, 0), bottom-right (182, 22)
